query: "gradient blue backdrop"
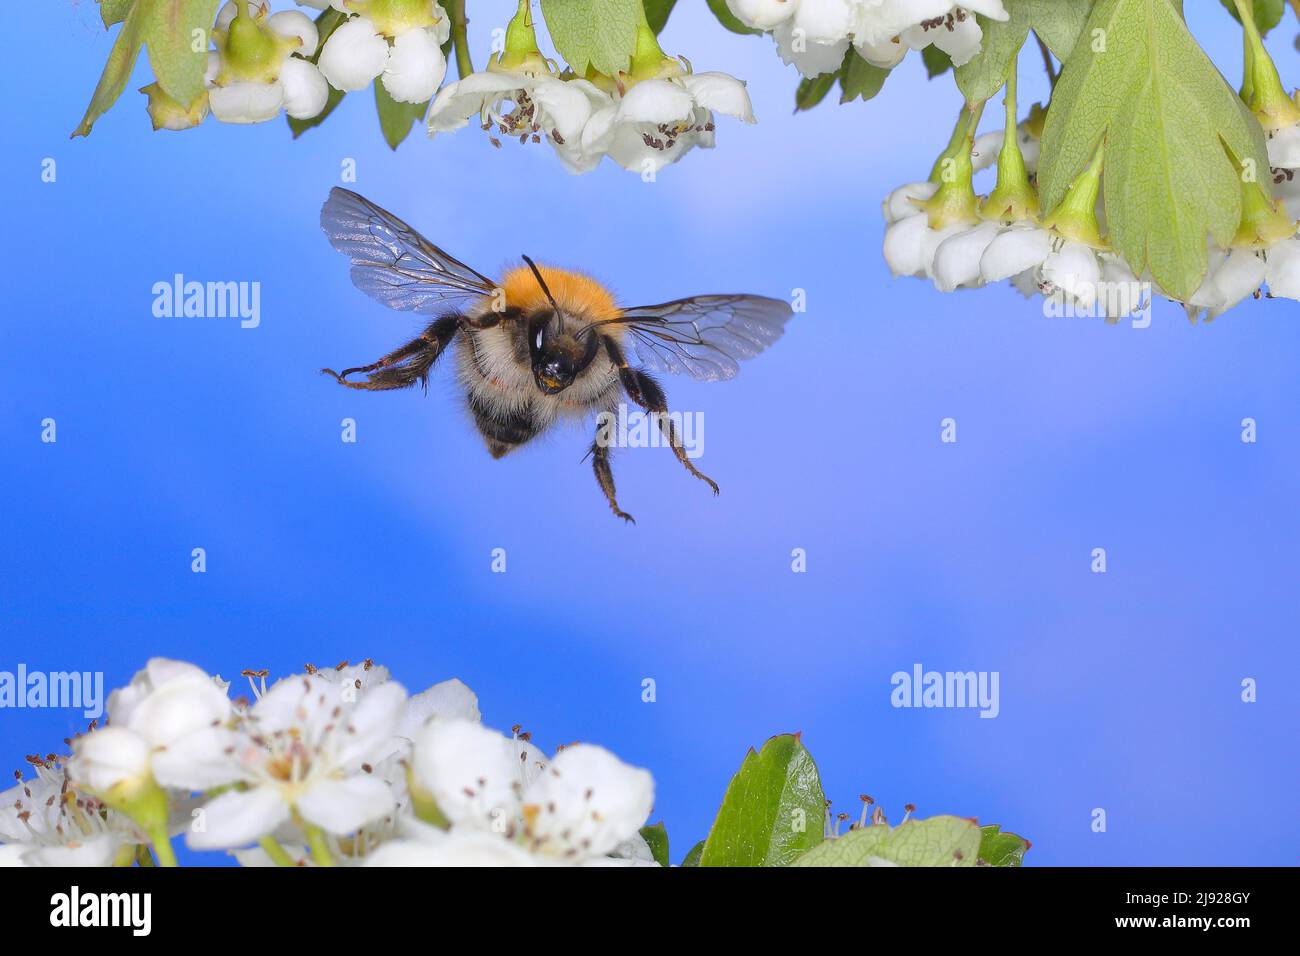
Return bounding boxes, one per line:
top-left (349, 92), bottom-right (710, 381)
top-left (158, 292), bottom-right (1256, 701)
top-left (3, 2), bottom-right (1297, 866)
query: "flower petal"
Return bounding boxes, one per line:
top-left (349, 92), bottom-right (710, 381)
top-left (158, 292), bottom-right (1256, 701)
top-left (187, 787), bottom-right (290, 849)
top-left (296, 774), bottom-right (396, 835)
top-left (382, 26), bottom-right (448, 104)
top-left (317, 16), bottom-right (390, 92)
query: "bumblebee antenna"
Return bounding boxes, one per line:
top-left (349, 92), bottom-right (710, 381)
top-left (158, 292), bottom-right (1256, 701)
top-left (521, 254), bottom-right (563, 331)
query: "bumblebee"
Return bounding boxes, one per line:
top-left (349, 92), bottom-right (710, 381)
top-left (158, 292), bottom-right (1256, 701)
top-left (320, 188), bottom-right (793, 522)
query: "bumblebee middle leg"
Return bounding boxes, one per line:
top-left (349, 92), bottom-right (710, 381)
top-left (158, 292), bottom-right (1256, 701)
top-left (603, 336), bottom-right (719, 495)
top-left (323, 315), bottom-right (459, 391)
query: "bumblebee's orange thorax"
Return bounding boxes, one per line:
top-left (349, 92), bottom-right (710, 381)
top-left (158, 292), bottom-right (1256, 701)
top-left (498, 265), bottom-right (622, 322)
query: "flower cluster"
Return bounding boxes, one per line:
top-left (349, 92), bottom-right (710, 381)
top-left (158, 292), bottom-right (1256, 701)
top-left (2, 658), bottom-right (656, 867)
top-left (883, 48), bottom-right (1300, 323)
top-left (725, 0), bottom-right (1009, 76)
top-left (427, 0), bottom-right (754, 174)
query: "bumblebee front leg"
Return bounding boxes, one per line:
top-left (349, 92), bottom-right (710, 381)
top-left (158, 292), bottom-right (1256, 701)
top-left (603, 337), bottom-right (719, 495)
top-left (590, 438), bottom-right (635, 524)
top-left (323, 315), bottom-right (459, 391)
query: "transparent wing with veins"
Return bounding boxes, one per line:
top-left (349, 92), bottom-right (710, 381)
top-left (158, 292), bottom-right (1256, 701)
top-left (604, 295), bottom-right (795, 382)
top-left (320, 187), bottom-right (497, 315)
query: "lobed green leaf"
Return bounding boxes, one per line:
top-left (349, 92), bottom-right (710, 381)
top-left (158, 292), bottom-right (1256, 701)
top-left (791, 816), bottom-right (983, 867)
top-left (1038, 0), bottom-right (1271, 298)
top-left (539, 0), bottom-right (642, 76)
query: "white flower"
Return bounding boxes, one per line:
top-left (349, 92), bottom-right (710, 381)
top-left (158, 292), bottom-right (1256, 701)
top-left (773, 0), bottom-right (854, 77)
top-left (186, 674), bottom-right (406, 850)
top-left (427, 70), bottom-right (613, 172)
top-left (383, 25), bottom-right (446, 102)
top-left (317, 5), bottom-right (450, 104)
top-left (883, 207), bottom-right (972, 278)
top-left (1266, 122), bottom-right (1300, 168)
top-left (979, 221), bottom-right (1054, 283)
top-left (725, 0), bottom-right (799, 30)
top-left (207, 2), bottom-right (328, 123)
top-left (68, 658), bottom-right (234, 794)
top-left (403, 719), bottom-right (655, 864)
top-left (317, 16), bottom-right (391, 90)
top-left (0, 761), bottom-right (131, 867)
top-left (855, 2), bottom-right (1008, 69)
top-left (589, 72), bottom-right (755, 174)
top-left (882, 181), bottom-right (938, 223)
top-left (931, 219), bottom-right (1001, 291)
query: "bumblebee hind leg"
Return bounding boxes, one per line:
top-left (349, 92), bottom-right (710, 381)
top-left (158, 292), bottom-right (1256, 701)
top-left (590, 439), bottom-right (635, 524)
top-left (323, 315), bottom-right (459, 391)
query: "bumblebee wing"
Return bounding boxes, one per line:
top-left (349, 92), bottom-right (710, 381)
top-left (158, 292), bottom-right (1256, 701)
top-left (607, 294), bottom-right (794, 382)
top-left (320, 187), bottom-right (498, 315)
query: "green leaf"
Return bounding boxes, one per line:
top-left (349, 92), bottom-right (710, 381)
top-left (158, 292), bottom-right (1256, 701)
top-left (706, 0), bottom-right (763, 35)
top-left (679, 840), bottom-right (704, 867)
top-left (1027, 0), bottom-right (1095, 62)
top-left (1219, 0), bottom-right (1285, 36)
top-left (539, 0), bottom-right (642, 76)
top-left (143, 0), bottom-right (221, 107)
top-left (643, 0), bottom-right (677, 34)
top-left (640, 822), bottom-right (670, 867)
top-left (74, 1), bottom-right (151, 136)
top-left (791, 816), bottom-right (983, 867)
top-left (374, 81), bottom-right (428, 150)
top-left (795, 72), bottom-right (838, 112)
top-left (100, 0), bottom-right (135, 28)
top-left (699, 734), bottom-right (825, 867)
top-left (955, 4), bottom-right (1030, 103)
top-left (840, 50), bottom-right (890, 103)
top-left (922, 44), bottom-right (953, 78)
top-left (977, 825), bottom-right (1031, 866)
top-left (1038, 0), bottom-right (1271, 299)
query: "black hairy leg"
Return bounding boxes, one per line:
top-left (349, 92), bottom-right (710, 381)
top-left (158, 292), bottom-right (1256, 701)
top-left (323, 315), bottom-right (460, 391)
top-left (590, 438), bottom-right (635, 524)
top-left (603, 336), bottom-right (720, 495)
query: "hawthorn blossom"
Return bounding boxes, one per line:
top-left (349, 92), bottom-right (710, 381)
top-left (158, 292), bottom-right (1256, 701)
top-left (0, 760), bottom-right (127, 867)
top-left (726, 0), bottom-right (1010, 75)
top-left (585, 71), bottom-right (756, 174)
top-left (68, 658), bottom-right (234, 795)
top-left (187, 673), bottom-right (407, 850)
top-left (428, 70), bottom-right (614, 172)
top-left (317, 1), bottom-right (450, 104)
top-left (205, 1), bottom-right (329, 124)
top-left (394, 718), bottom-right (656, 865)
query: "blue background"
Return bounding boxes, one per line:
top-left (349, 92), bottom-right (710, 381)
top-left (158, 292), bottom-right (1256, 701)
top-left (2, 2), bottom-right (1297, 866)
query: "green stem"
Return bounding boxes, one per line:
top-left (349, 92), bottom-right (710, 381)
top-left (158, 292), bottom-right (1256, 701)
top-left (258, 836), bottom-right (298, 867)
top-left (303, 823), bottom-right (336, 867)
top-left (983, 58), bottom-right (1038, 221)
top-left (145, 825), bottom-right (178, 868)
top-left (929, 104), bottom-right (970, 183)
top-left (449, 0), bottom-right (473, 78)
top-left (1233, 0), bottom-right (1300, 125)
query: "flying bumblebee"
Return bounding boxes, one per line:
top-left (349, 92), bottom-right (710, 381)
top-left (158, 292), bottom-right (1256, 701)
top-left (319, 187), bottom-right (793, 522)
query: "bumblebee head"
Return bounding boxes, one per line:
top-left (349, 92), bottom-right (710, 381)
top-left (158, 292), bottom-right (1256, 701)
top-left (528, 309), bottom-right (597, 394)
top-left (520, 255), bottom-right (600, 395)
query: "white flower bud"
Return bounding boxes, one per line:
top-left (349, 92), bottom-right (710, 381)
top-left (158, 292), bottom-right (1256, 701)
top-left (381, 26), bottom-right (447, 104)
top-left (68, 727), bottom-right (151, 794)
top-left (269, 9), bottom-right (320, 57)
top-left (209, 80), bottom-right (286, 123)
top-left (318, 16), bottom-right (391, 92)
top-left (280, 58), bottom-right (330, 119)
